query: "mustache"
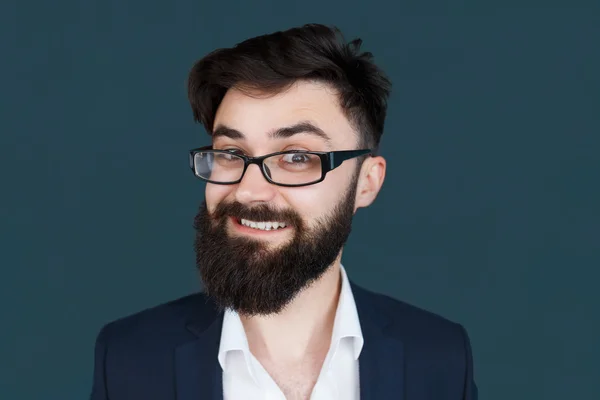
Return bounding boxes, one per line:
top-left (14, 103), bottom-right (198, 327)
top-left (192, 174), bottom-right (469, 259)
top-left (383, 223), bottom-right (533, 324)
top-left (210, 201), bottom-right (304, 228)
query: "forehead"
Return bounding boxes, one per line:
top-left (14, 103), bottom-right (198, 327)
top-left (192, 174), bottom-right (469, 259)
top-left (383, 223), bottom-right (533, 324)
top-left (212, 80), bottom-right (358, 148)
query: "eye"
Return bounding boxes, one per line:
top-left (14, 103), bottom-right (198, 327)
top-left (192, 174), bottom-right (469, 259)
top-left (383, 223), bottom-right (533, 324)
top-left (281, 153), bottom-right (311, 164)
top-left (214, 151), bottom-right (244, 165)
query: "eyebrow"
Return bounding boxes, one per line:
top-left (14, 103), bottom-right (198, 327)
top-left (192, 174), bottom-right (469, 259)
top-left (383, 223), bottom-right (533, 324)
top-left (212, 121), bottom-right (332, 144)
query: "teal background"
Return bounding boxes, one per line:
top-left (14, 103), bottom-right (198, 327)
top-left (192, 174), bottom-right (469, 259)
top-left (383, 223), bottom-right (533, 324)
top-left (1, 1), bottom-right (599, 399)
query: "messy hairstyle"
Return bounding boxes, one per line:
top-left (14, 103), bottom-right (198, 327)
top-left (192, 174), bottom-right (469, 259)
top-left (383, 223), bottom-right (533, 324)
top-left (187, 24), bottom-right (392, 152)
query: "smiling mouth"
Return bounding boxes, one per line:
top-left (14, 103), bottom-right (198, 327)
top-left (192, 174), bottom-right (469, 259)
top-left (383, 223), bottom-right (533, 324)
top-left (237, 218), bottom-right (288, 231)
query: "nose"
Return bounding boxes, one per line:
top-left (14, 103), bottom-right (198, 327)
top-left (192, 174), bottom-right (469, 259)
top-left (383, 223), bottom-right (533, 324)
top-left (234, 164), bottom-right (277, 204)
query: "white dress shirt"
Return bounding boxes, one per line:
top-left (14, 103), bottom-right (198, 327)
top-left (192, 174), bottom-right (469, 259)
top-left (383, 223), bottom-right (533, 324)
top-left (217, 265), bottom-right (364, 400)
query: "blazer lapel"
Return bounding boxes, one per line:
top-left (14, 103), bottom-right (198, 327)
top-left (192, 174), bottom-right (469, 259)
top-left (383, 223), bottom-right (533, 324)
top-left (175, 310), bottom-right (224, 400)
top-left (352, 282), bottom-right (405, 400)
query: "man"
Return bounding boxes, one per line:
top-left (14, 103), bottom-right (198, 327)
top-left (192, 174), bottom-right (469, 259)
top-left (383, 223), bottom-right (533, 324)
top-left (90, 24), bottom-right (477, 400)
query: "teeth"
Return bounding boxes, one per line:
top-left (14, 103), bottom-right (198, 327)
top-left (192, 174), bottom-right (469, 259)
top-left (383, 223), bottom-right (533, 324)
top-left (240, 219), bottom-right (287, 231)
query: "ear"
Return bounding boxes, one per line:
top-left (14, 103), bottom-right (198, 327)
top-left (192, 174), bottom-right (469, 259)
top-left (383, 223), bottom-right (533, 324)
top-left (354, 155), bottom-right (386, 211)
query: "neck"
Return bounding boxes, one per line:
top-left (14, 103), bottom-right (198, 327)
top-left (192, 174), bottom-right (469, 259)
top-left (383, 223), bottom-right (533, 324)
top-left (239, 257), bottom-right (343, 364)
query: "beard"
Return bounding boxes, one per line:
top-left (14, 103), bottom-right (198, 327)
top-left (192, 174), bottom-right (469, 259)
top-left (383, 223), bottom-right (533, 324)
top-left (193, 178), bottom-right (358, 316)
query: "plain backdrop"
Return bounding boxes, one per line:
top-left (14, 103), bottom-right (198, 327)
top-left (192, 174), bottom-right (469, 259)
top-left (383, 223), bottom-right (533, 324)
top-left (1, 1), bottom-right (599, 399)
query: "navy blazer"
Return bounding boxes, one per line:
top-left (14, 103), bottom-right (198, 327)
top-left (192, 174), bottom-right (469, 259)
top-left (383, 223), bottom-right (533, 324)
top-left (90, 282), bottom-right (478, 399)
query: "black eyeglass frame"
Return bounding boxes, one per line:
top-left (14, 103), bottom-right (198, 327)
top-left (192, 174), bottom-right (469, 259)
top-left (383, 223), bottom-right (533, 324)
top-left (188, 146), bottom-right (372, 187)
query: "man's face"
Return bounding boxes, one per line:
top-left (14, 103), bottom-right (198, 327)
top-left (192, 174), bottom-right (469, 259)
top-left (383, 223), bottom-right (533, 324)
top-left (194, 81), bottom-right (364, 316)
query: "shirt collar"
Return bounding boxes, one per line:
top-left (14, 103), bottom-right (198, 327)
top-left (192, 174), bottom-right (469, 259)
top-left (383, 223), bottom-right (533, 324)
top-left (217, 264), bottom-right (364, 370)
top-left (217, 306), bottom-right (249, 371)
top-left (332, 264), bottom-right (364, 359)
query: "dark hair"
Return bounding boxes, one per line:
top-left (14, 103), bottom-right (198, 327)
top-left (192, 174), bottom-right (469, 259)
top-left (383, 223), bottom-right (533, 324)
top-left (187, 24), bottom-right (392, 152)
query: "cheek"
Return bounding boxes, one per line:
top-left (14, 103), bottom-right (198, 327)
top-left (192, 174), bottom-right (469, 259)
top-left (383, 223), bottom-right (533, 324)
top-left (281, 180), bottom-right (346, 222)
top-left (205, 185), bottom-right (233, 212)
top-left (284, 189), bottom-right (320, 220)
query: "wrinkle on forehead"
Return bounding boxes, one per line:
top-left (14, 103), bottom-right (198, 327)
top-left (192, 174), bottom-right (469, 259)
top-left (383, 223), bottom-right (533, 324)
top-left (213, 81), bottom-right (359, 148)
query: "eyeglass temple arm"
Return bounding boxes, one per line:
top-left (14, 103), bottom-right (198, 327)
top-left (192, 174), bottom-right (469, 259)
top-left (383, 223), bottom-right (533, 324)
top-left (329, 149), bottom-right (372, 170)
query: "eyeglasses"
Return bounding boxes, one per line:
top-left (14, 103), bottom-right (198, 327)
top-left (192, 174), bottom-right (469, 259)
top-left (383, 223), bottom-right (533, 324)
top-left (189, 146), bottom-right (371, 187)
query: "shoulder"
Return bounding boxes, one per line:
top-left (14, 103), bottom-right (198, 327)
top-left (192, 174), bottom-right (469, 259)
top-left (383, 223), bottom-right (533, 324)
top-left (95, 291), bottom-right (220, 348)
top-left (352, 283), bottom-right (472, 353)
top-left (352, 283), bottom-right (475, 390)
top-left (90, 293), bottom-right (223, 393)
top-left (351, 283), bottom-right (478, 396)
